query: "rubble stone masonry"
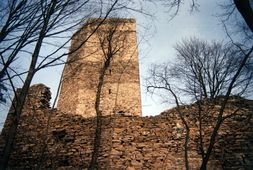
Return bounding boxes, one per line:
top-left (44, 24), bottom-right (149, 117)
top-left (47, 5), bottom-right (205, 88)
top-left (0, 84), bottom-right (252, 169)
top-left (1, 18), bottom-right (253, 169)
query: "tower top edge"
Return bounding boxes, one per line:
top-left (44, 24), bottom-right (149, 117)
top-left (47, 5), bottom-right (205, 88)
top-left (87, 18), bottom-right (136, 24)
top-left (72, 18), bottom-right (136, 38)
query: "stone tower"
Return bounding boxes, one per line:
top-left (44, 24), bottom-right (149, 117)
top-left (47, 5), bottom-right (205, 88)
top-left (57, 18), bottom-right (142, 117)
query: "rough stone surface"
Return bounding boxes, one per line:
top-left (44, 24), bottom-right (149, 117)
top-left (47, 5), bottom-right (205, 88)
top-left (1, 84), bottom-right (252, 169)
top-left (1, 18), bottom-right (253, 170)
top-left (57, 18), bottom-right (142, 117)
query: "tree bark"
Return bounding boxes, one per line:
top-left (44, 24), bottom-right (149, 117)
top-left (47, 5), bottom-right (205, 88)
top-left (234, 0), bottom-right (253, 32)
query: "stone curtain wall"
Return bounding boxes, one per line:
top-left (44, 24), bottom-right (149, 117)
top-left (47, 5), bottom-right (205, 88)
top-left (57, 18), bottom-right (142, 117)
top-left (1, 84), bottom-right (253, 169)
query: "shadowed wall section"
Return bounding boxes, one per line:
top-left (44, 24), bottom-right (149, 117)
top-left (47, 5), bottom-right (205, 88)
top-left (0, 84), bottom-right (252, 169)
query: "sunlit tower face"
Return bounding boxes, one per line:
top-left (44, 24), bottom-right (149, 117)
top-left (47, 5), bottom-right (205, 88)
top-left (57, 18), bottom-right (142, 117)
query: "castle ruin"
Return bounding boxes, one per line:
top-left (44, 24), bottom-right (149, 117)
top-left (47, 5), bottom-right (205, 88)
top-left (0, 18), bottom-right (253, 169)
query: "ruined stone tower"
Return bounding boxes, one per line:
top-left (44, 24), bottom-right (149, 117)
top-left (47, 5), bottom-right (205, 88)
top-left (57, 18), bottom-right (142, 117)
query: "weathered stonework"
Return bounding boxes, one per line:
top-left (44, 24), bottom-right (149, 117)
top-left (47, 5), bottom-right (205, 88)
top-left (0, 84), bottom-right (252, 169)
top-left (1, 18), bottom-right (253, 169)
top-left (57, 18), bottom-right (141, 117)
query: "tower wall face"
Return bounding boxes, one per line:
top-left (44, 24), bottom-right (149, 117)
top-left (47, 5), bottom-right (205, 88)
top-left (57, 18), bottom-right (142, 117)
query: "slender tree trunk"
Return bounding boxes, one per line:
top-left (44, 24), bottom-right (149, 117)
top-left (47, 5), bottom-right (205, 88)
top-left (197, 101), bottom-right (205, 159)
top-left (0, 1), bottom-right (57, 169)
top-left (170, 89), bottom-right (190, 170)
top-left (199, 47), bottom-right (253, 170)
top-left (89, 58), bottom-right (111, 170)
top-left (184, 123), bottom-right (190, 170)
top-left (177, 109), bottom-right (190, 170)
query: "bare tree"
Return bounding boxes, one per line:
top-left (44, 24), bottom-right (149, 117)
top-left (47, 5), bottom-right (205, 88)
top-left (146, 38), bottom-right (253, 169)
top-left (199, 45), bottom-right (253, 169)
top-left (171, 37), bottom-right (253, 99)
top-left (146, 64), bottom-right (190, 170)
top-left (0, 0), bottom-right (155, 167)
top-left (0, 0), bottom-right (128, 168)
top-left (88, 18), bottom-right (129, 169)
top-left (0, 0), bottom-right (42, 102)
top-left (1, 0), bottom-right (61, 168)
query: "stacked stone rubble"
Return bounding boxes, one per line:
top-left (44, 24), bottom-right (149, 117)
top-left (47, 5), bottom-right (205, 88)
top-left (1, 84), bottom-right (253, 169)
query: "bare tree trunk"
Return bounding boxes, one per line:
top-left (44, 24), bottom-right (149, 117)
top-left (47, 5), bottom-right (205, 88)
top-left (175, 105), bottom-right (190, 170)
top-left (234, 0), bottom-right (253, 32)
top-left (199, 46), bottom-right (253, 170)
top-left (183, 122), bottom-right (190, 170)
top-left (0, 1), bottom-right (57, 169)
top-left (169, 88), bottom-right (190, 170)
top-left (89, 58), bottom-right (111, 170)
top-left (196, 101), bottom-right (205, 160)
